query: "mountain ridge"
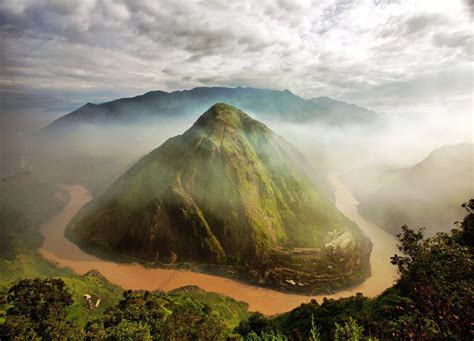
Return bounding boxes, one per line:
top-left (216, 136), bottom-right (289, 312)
top-left (344, 143), bottom-right (474, 236)
top-left (42, 87), bottom-right (378, 134)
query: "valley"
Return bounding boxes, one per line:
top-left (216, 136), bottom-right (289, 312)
top-left (343, 144), bottom-right (474, 237)
top-left (39, 174), bottom-right (398, 315)
top-left (1, 1), bottom-right (471, 337)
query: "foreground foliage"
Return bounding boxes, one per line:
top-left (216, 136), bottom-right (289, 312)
top-left (84, 290), bottom-right (229, 340)
top-left (1, 281), bottom-right (231, 340)
top-left (237, 200), bottom-right (474, 340)
top-left (1, 278), bottom-right (83, 339)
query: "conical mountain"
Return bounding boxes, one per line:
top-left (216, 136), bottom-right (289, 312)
top-left (68, 104), bottom-right (370, 290)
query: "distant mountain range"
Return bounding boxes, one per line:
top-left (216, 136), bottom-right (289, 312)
top-left (344, 143), bottom-right (474, 236)
top-left (42, 87), bottom-right (378, 134)
top-left (67, 103), bottom-right (371, 293)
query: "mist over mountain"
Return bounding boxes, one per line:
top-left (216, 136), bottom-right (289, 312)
top-left (68, 103), bottom-right (371, 293)
top-left (0, 0), bottom-right (472, 338)
top-left (309, 96), bottom-right (377, 125)
top-left (344, 143), bottom-right (474, 236)
top-left (30, 87), bottom-right (380, 201)
top-left (42, 87), bottom-right (378, 134)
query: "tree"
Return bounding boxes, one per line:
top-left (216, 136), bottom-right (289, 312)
top-left (334, 317), bottom-right (364, 341)
top-left (238, 200), bottom-right (474, 340)
top-left (388, 216), bottom-right (474, 339)
top-left (244, 330), bottom-right (288, 340)
top-left (235, 312), bottom-right (278, 338)
top-left (390, 225), bottom-right (425, 279)
top-left (106, 320), bottom-right (152, 340)
top-left (309, 315), bottom-right (321, 341)
top-left (161, 305), bottom-right (228, 340)
top-left (454, 199), bottom-right (474, 247)
top-left (86, 290), bottom-right (229, 340)
top-left (0, 278), bottom-right (82, 340)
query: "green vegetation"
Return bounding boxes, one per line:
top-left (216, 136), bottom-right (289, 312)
top-left (1, 106), bottom-right (471, 339)
top-left (0, 171), bottom-right (68, 261)
top-left (85, 290), bottom-right (231, 340)
top-left (61, 272), bottom-right (123, 326)
top-left (235, 200), bottom-right (474, 340)
top-left (1, 278), bottom-right (83, 339)
top-left (0, 172), bottom-right (124, 326)
top-left (0, 171), bottom-right (69, 285)
top-left (0, 168), bottom-right (471, 339)
top-left (169, 286), bottom-right (249, 329)
top-left (0, 172), bottom-right (252, 330)
top-left (0, 221), bottom-right (124, 328)
top-left (70, 103), bottom-right (371, 293)
top-left (333, 317), bottom-right (365, 340)
top-left (0, 279), bottom-right (237, 340)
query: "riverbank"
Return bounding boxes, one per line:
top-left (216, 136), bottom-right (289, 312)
top-left (39, 176), bottom-right (398, 315)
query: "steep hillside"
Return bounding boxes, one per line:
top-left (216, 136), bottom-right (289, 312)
top-left (345, 144), bottom-right (473, 236)
top-left (68, 103), bottom-right (371, 293)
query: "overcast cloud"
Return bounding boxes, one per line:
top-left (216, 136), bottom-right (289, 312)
top-left (0, 0), bottom-right (472, 117)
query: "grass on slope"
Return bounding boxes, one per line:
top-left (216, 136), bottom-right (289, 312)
top-left (0, 228), bottom-right (123, 326)
top-left (170, 286), bottom-right (250, 329)
top-left (0, 173), bottom-right (123, 326)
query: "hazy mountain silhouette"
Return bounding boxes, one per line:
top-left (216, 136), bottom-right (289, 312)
top-left (43, 87), bottom-right (378, 134)
top-left (345, 143), bottom-right (474, 236)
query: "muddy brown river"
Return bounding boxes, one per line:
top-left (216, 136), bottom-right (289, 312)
top-left (39, 175), bottom-right (398, 315)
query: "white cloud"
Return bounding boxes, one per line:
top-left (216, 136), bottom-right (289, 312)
top-left (0, 0), bottom-right (472, 114)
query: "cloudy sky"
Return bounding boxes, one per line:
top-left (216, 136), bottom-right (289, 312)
top-left (0, 0), bottom-right (472, 118)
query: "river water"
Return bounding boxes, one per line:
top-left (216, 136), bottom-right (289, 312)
top-left (39, 175), bottom-right (398, 315)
